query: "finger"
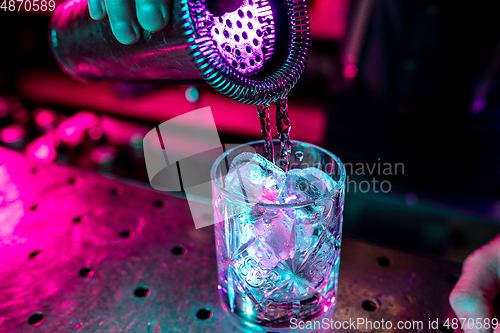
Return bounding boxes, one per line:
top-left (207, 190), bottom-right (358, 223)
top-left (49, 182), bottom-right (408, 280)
top-left (136, 0), bottom-right (169, 32)
top-left (449, 237), bottom-right (500, 333)
top-left (88, 0), bottom-right (106, 20)
top-left (215, 0), bottom-right (242, 13)
top-left (104, 0), bottom-right (140, 45)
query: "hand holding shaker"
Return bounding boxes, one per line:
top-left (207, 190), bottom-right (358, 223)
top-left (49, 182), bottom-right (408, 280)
top-left (49, 0), bottom-right (310, 104)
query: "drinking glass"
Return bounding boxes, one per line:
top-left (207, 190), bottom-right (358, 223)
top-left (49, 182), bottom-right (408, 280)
top-left (211, 140), bottom-right (345, 332)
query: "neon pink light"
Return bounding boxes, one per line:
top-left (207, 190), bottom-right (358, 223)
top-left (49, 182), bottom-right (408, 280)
top-left (25, 135), bottom-right (57, 163)
top-left (0, 124), bottom-right (26, 143)
top-left (342, 64), bottom-right (358, 78)
top-left (88, 126), bottom-right (103, 140)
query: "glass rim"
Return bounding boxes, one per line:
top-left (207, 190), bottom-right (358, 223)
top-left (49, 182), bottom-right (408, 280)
top-left (210, 139), bottom-right (346, 208)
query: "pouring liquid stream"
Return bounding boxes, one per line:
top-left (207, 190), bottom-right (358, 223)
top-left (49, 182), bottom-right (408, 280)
top-left (257, 96), bottom-right (292, 171)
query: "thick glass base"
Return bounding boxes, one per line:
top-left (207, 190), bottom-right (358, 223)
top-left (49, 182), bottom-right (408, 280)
top-left (219, 290), bottom-right (336, 332)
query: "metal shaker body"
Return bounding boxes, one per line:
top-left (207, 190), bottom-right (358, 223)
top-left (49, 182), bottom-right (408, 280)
top-left (49, 0), bottom-right (310, 104)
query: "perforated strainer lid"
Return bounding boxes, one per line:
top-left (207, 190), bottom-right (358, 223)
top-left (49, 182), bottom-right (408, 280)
top-left (178, 0), bottom-right (310, 105)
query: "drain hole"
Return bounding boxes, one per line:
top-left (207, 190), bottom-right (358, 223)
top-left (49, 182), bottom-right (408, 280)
top-left (438, 322), bottom-right (454, 333)
top-left (29, 250), bottom-right (41, 259)
top-left (120, 230), bottom-right (131, 238)
top-left (376, 256), bottom-right (392, 267)
top-left (30, 204), bottom-right (39, 211)
top-left (28, 312), bottom-right (45, 326)
top-left (172, 245), bottom-right (186, 255)
top-left (110, 187), bottom-right (123, 195)
top-left (134, 286), bottom-right (150, 298)
top-left (78, 266), bottom-right (93, 277)
top-left (445, 273), bottom-right (459, 285)
top-left (361, 300), bottom-right (378, 312)
top-left (196, 308), bottom-right (213, 320)
top-left (154, 200), bottom-right (168, 207)
top-left (68, 176), bottom-right (81, 184)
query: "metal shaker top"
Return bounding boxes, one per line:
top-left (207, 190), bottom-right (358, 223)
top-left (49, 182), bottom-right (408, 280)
top-left (50, 0), bottom-right (310, 105)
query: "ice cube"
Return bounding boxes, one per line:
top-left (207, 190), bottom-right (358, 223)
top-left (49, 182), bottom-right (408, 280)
top-left (247, 210), bottom-right (295, 268)
top-left (225, 153), bottom-right (286, 204)
top-left (280, 167), bottom-right (336, 204)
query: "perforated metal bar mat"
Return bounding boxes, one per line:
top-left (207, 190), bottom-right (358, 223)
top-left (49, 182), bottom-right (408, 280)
top-left (0, 147), bottom-right (497, 333)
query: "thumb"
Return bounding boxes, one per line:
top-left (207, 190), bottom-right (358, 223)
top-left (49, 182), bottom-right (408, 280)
top-left (449, 235), bottom-right (500, 333)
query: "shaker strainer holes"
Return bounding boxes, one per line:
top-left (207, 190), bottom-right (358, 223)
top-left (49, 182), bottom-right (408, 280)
top-left (225, 45), bottom-right (231, 52)
top-left (242, 31), bottom-right (248, 40)
top-left (232, 61), bottom-right (237, 68)
top-left (250, 59), bottom-right (255, 66)
top-left (255, 55), bottom-right (261, 62)
top-left (235, 50), bottom-right (241, 56)
top-left (246, 46), bottom-right (252, 53)
top-left (253, 39), bottom-right (259, 46)
top-left (236, 20), bottom-right (242, 28)
top-left (256, 29), bottom-right (262, 37)
top-left (246, 10), bottom-right (253, 18)
top-left (134, 286), bottom-right (150, 298)
top-left (226, 19), bottom-right (232, 28)
top-left (238, 9), bottom-right (244, 18)
top-left (196, 308), bottom-right (213, 320)
top-left (28, 312), bottom-right (45, 326)
top-left (247, 22), bottom-right (253, 29)
top-left (361, 300), bottom-right (378, 311)
top-left (223, 30), bottom-right (229, 39)
top-left (234, 35), bottom-right (240, 42)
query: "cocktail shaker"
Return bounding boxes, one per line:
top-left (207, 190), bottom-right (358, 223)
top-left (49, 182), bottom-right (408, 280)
top-left (49, 0), bottom-right (310, 104)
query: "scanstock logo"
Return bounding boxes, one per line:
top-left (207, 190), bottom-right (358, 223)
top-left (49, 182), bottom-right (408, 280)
top-left (142, 107), bottom-right (255, 229)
